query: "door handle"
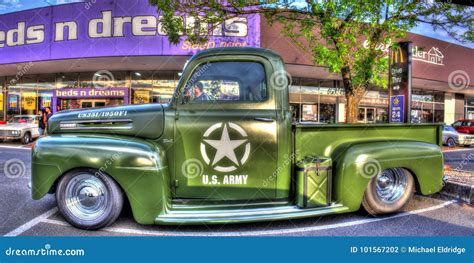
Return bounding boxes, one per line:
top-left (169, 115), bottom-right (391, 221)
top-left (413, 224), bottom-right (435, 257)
top-left (254, 117), bottom-right (275, 122)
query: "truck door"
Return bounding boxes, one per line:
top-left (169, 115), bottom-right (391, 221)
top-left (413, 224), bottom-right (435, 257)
top-left (173, 59), bottom-right (278, 201)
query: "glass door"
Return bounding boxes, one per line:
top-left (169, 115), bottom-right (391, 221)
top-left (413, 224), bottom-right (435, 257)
top-left (358, 107), bottom-right (376, 123)
top-left (366, 108), bottom-right (375, 123)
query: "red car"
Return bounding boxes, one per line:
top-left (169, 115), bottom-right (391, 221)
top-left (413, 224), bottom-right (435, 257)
top-left (452, 119), bottom-right (474, 134)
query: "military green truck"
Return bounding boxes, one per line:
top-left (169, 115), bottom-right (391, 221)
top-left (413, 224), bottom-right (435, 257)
top-left (31, 48), bottom-right (444, 230)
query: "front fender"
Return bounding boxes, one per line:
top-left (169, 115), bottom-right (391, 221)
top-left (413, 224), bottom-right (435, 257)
top-left (332, 141), bottom-right (444, 211)
top-left (32, 134), bottom-right (170, 224)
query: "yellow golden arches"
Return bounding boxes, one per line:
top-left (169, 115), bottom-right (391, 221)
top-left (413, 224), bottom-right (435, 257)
top-left (392, 46), bottom-right (404, 64)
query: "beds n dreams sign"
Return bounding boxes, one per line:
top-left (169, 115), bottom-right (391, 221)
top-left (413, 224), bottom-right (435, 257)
top-left (0, 0), bottom-right (260, 64)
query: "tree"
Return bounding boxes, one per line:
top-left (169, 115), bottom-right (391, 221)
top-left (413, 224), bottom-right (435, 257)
top-left (149, 0), bottom-right (473, 123)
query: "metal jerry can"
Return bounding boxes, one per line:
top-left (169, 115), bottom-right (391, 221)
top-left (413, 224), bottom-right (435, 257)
top-left (295, 156), bottom-right (332, 208)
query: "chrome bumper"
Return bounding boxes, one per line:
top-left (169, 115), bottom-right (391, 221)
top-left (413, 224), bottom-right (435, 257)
top-left (0, 136), bottom-right (21, 140)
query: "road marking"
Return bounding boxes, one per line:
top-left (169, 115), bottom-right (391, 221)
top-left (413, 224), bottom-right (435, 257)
top-left (41, 200), bottom-right (456, 236)
top-left (4, 208), bottom-right (58, 237)
top-left (443, 148), bottom-right (474, 153)
top-left (0, 145), bottom-right (32, 150)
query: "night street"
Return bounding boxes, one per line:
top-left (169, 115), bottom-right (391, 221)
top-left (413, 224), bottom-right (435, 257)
top-left (1, 146), bottom-right (472, 237)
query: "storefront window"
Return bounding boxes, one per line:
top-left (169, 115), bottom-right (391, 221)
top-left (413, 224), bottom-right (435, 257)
top-left (320, 95), bottom-right (337, 123)
top-left (434, 103), bottom-right (444, 123)
top-left (6, 75), bottom-right (38, 118)
top-left (131, 71), bottom-right (177, 104)
top-left (56, 73), bottom-right (78, 89)
top-left (6, 86), bottom-right (21, 120)
top-left (434, 91), bottom-right (444, 103)
top-left (290, 103), bottom-right (300, 123)
top-left (302, 104), bottom-right (318, 122)
top-left (79, 71), bottom-right (128, 89)
top-left (0, 77), bottom-right (5, 121)
top-left (38, 75), bottom-right (55, 111)
top-left (464, 96), bottom-right (474, 119)
top-left (358, 89), bottom-right (389, 123)
top-left (289, 78), bottom-right (340, 123)
top-left (411, 89), bottom-right (444, 123)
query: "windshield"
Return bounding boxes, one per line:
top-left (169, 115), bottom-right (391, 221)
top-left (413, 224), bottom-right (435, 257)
top-left (9, 116), bottom-right (36, 124)
top-left (444, 126), bottom-right (456, 132)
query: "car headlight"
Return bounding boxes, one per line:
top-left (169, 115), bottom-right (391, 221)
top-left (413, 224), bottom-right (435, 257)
top-left (10, 130), bottom-right (20, 136)
top-left (458, 135), bottom-right (466, 140)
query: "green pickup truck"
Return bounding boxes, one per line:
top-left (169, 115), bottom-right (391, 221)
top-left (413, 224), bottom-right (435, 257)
top-left (31, 48), bottom-right (444, 230)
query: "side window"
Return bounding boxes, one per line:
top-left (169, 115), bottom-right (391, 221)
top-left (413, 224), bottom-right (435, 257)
top-left (181, 61), bottom-right (267, 104)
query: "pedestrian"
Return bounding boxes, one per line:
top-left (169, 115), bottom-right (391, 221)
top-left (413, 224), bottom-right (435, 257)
top-left (38, 109), bottom-right (46, 136)
top-left (44, 107), bottom-right (53, 134)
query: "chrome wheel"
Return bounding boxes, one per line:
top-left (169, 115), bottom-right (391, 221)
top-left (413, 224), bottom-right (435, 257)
top-left (375, 168), bottom-right (408, 204)
top-left (22, 133), bottom-right (30, 144)
top-left (447, 138), bottom-right (456, 147)
top-left (64, 173), bottom-right (109, 221)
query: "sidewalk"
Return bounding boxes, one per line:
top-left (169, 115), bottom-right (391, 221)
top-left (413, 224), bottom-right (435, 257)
top-left (442, 169), bottom-right (473, 205)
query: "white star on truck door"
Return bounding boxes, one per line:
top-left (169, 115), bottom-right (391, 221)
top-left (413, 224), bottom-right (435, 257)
top-left (200, 122), bottom-right (251, 173)
top-left (204, 124), bottom-right (247, 166)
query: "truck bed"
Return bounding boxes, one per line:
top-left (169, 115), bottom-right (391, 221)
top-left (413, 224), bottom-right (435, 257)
top-left (293, 123), bottom-right (442, 158)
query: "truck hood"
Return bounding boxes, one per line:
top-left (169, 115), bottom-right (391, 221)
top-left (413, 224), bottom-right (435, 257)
top-left (48, 104), bottom-right (165, 140)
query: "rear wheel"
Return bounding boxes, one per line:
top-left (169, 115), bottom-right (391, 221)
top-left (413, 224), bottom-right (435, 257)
top-left (362, 168), bottom-right (414, 215)
top-left (56, 169), bottom-right (123, 230)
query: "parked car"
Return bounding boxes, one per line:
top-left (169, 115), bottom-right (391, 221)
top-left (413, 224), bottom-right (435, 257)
top-left (443, 125), bottom-right (474, 147)
top-left (0, 115), bottom-right (40, 144)
top-left (452, 119), bottom-right (474, 134)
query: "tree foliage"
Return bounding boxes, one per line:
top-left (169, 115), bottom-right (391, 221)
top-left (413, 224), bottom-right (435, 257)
top-left (149, 0), bottom-right (473, 123)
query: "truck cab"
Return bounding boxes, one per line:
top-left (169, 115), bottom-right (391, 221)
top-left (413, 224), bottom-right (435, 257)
top-left (31, 48), bottom-right (444, 230)
top-left (169, 50), bottom-right (291, 201)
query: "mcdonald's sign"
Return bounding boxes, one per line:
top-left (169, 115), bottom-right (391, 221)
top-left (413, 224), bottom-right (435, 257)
top-left (391, 46), bottom-right (405, 64)
top-left (389, 42), bottom-right (412, 123)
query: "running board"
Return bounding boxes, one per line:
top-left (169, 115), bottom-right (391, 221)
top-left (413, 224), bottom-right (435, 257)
top-left (155, 204), bottom-right (350, 225)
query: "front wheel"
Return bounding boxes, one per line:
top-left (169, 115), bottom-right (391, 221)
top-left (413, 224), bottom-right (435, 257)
top-left (56, 169), bottom-right (124, 230)
top-left (21, 132), bottom-right (31, 144)
top-left (362, 168), bottom-right (415, 215)
top-left (446, 137), bottom-right (456, 148)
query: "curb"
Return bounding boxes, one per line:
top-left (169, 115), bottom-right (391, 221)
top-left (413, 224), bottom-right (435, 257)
top-left (441, 181), bottom-right (473, 205)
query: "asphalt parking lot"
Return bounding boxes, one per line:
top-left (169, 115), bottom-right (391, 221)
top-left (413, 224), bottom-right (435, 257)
top-left (0, 144), bottom-right (473, 237)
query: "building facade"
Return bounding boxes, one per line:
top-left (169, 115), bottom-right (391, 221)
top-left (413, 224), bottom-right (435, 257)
top-left (0, 0), bottom-right (472, 124)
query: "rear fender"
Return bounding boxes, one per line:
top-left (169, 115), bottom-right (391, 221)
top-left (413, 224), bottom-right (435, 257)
top-left (32, 135), bottom-right (170, 224)
top-left (332, 141), bottom-right (444, 211)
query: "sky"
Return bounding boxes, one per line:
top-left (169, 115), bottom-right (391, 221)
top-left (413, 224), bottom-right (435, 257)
top-left (0, 0), bottom-right (472, 48)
